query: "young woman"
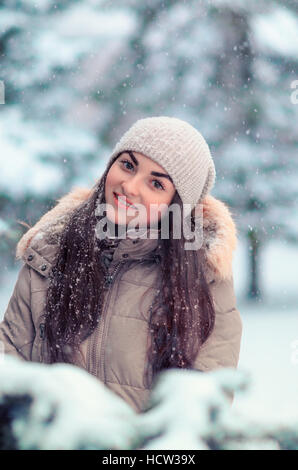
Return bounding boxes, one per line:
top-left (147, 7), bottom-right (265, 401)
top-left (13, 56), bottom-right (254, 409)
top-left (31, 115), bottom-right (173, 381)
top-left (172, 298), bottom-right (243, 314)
top-left (0, 116), bottom-right (242, 413)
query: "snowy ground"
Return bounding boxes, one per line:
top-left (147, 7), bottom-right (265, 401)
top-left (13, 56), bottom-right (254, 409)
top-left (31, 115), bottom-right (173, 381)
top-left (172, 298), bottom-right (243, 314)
top-left (232, 237), bottom-right (298, 424)
top-left (232, 302), bottom-right (298, 425)
top-left (0, 237), bottom-right (297, 425)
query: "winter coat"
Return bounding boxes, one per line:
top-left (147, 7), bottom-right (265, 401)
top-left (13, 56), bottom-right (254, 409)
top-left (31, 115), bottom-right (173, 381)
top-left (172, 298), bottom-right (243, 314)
top-left (0, 187), bottom-right (242, 413)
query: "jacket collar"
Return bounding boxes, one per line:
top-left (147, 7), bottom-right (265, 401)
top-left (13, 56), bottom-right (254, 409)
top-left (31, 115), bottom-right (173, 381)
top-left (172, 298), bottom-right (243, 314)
top-left (16, 187), bottom-right (237, 281)
top-left (100, 227), bottom-right (161, 264)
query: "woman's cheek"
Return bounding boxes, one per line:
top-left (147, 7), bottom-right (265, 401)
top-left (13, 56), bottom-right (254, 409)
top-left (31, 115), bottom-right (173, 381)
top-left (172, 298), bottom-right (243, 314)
top-left (105, 169), bottom-right (117, 188)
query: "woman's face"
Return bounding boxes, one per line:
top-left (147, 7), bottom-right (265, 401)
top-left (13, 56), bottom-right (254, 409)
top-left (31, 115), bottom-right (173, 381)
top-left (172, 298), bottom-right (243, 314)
top-left (104, 151), bottom-right (176, 228)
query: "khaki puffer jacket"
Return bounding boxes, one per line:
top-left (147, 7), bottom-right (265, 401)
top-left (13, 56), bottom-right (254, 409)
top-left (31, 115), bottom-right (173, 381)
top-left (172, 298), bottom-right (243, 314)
top-left (0, 187), bottom-right (242, 413)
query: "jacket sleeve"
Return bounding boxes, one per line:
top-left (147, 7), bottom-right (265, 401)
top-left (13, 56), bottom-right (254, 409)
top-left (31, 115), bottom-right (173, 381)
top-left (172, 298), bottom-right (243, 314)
top-left (0, 264), bottom-right (35, 361)
top-left (193, 274), bottom-right (243, 372)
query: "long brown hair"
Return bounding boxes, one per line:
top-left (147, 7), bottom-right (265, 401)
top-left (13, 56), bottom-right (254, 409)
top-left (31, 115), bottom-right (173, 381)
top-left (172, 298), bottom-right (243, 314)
top-left (44, 152), bottom-right (216, 385)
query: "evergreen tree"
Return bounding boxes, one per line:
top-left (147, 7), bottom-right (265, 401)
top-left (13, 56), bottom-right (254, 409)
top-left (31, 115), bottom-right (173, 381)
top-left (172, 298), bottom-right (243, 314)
top-left (95, 0), bottom-right (298, 300)
top-left (0, 0), bottom-right (111, 271)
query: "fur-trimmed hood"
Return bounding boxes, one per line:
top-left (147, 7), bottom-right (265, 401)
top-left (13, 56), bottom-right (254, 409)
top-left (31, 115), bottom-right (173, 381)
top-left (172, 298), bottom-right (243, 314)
top-left (16, 187), bottom-right (238, 281)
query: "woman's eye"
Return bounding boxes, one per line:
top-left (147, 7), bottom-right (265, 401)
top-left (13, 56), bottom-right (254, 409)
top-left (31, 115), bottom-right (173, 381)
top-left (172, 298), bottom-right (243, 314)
top-left (121, 159), bottom-right (134, 171)
top-left (152, 180), bottom-right (164, 190)
top-left (120, 159), bottom-right (164, 190)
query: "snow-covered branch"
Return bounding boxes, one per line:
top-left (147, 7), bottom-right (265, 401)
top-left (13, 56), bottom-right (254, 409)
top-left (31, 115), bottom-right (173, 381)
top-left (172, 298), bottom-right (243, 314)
top-left (0, 356), bottom-right (297, 450)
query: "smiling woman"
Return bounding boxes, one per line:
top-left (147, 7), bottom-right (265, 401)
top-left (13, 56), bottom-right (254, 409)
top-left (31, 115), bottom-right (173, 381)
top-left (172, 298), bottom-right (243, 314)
top-left (104, 150), bottom-right (176, 228)
top-left (0, 116), bottom-right (242, 413)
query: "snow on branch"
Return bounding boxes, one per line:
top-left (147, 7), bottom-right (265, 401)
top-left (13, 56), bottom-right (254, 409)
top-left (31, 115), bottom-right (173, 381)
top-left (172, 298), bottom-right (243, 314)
top-left (0, 356), bottom-right (297, 450)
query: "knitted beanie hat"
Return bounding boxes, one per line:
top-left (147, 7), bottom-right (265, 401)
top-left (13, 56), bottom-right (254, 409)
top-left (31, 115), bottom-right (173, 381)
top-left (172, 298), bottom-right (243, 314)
top-left (106, 116), bottom-right (216, 217)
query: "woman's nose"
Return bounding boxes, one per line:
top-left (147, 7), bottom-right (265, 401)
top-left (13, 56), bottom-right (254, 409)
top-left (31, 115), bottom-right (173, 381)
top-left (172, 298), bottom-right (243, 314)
top-left (122, 177), bottom-right (140, 197)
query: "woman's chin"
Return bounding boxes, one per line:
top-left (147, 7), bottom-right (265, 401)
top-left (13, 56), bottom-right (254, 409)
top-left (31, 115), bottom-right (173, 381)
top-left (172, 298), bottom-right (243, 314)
top-left (106, 208), bottom-right (159, 232)
top-left (106, 215), bottom-right (125, 227)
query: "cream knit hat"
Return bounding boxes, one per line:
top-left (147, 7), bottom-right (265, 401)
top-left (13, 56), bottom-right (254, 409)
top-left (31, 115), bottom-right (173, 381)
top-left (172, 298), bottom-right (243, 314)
top-left (107, 116), bottom-right (216, 217)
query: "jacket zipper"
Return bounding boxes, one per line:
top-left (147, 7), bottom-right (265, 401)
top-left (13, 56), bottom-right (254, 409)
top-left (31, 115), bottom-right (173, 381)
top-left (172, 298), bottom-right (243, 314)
top-left (39, 322), bottom-right (46, 362)
top-left (88, 260), bottom-right (127, 378)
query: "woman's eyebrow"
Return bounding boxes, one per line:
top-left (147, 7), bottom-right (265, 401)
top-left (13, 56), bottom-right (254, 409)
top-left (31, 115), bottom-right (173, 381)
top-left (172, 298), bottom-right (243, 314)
top-left (127, 150), bottom-right (173, 183)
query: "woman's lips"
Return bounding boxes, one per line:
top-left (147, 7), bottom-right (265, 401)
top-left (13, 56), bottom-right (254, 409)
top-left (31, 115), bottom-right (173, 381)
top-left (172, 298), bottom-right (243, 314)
top-left (113, 192), bottom-right (137, 210)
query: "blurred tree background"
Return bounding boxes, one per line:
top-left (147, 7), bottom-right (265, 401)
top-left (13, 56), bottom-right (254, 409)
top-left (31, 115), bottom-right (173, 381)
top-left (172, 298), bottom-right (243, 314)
top-left (0, 0), bottom-right (297, 300)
